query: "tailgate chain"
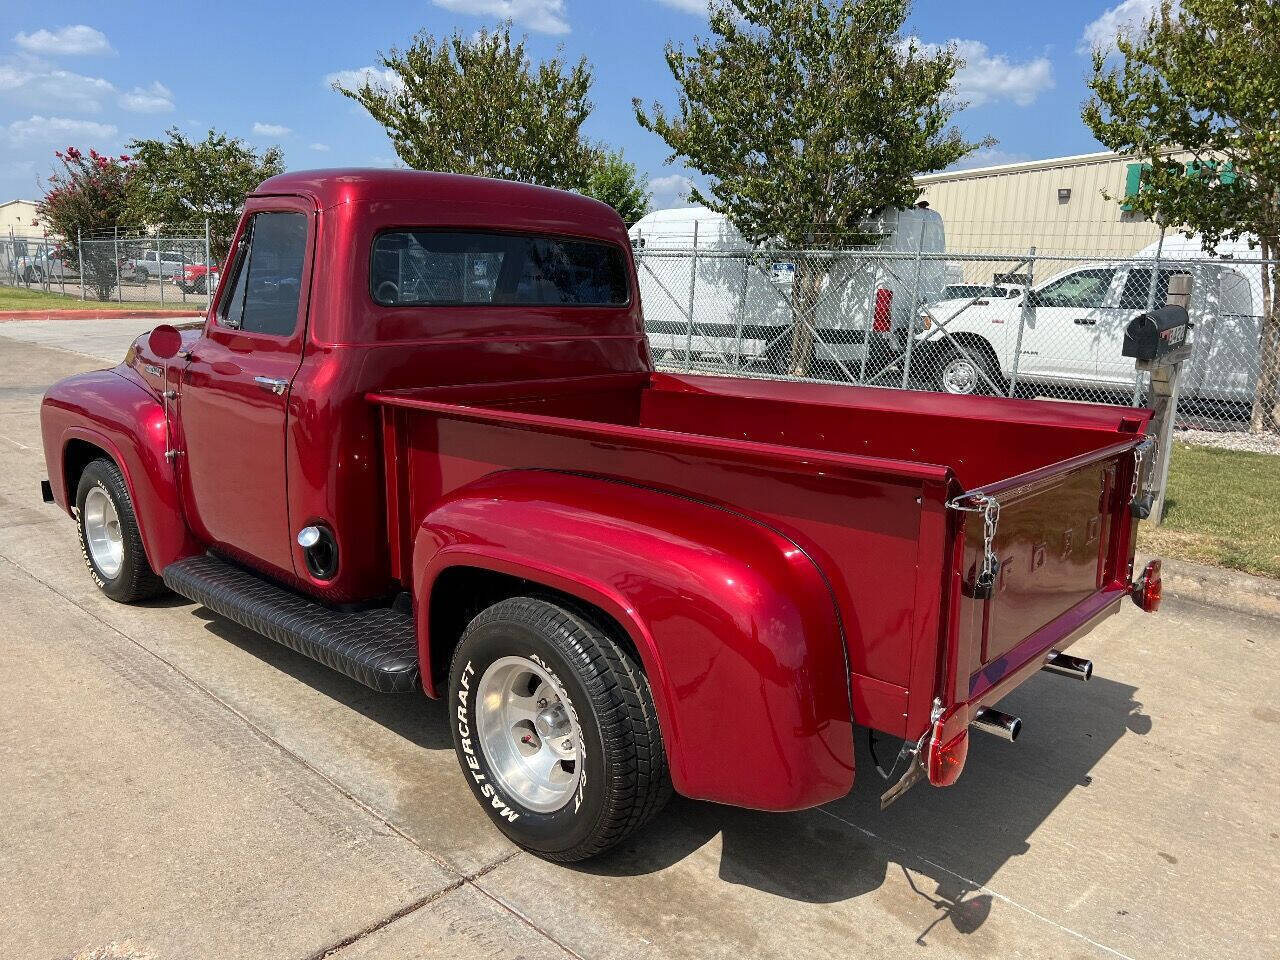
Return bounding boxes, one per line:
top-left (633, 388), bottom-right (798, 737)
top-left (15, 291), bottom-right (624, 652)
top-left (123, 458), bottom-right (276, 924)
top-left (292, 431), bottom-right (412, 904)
top-left (946, 493), bottom-right (1002, 592)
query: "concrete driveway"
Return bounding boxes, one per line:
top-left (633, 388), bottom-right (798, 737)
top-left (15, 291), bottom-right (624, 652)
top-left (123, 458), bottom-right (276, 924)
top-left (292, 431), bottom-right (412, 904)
top-left (1, 317), bottom-right (1276, 960)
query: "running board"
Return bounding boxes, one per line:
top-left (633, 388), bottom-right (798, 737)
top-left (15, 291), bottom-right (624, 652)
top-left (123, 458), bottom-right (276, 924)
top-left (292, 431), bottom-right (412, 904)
top-left (163, 554), bottom-right (419, 693)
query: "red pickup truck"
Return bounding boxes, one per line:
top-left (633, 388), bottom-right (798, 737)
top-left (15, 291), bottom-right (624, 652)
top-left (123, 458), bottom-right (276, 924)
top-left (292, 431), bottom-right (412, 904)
top-left (40, 170), bottom-right (1162, 861)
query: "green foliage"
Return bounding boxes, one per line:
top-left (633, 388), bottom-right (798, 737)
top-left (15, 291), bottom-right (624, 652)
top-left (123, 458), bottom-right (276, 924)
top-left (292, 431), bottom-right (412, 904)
top-left (634, 0), bottom-right (986, 372)
top-left (37, 146), bottom-right (134, 300)
top-left (583, 148), bottom-right (651, 225)
top-left (1083, 0), bottom-right (1280, 433)
top-left (335, 24), bottom-right (649, 221)
top-left (335, 24), bottom-right (595, 188)
top-left (125, 128), bottom-right (284, 260)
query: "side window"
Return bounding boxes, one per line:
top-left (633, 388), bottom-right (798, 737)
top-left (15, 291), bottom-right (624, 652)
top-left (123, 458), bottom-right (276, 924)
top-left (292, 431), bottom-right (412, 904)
top-left (1220, 270), bottom-right (1253, 316)
top-left (1118, 268), bottom-right (1191, 310)
top-left (218, 212), bottom-right (308, 336)
top-left (1035, 268), bottom-right (1117, 309)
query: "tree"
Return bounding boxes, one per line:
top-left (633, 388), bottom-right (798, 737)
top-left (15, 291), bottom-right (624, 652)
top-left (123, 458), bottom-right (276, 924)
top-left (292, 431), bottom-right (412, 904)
top-left (335, 25), bottom-right (595, 188)
top-left (335, 24), bottom-right (649, 220)
top-left (37, 146), bottom-right (134, 300)
top-left (1083, 0), bottom-right (1280, 434)
top-left (125, 128), bottom-right (284, 259)
top-left (635, 0), bottom-right (986, 375)
top-left (584, 148), bottom-right (650, 225)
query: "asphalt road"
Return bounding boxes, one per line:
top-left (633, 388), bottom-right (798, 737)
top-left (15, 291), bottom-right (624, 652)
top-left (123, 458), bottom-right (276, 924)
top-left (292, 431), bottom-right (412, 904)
top-left (1, 317), bottom-right (1276, 960)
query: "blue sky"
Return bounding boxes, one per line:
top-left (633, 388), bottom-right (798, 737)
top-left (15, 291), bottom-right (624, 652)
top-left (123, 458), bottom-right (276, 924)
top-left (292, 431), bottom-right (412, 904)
top-left (0, 0), bottom-right (1159, 210)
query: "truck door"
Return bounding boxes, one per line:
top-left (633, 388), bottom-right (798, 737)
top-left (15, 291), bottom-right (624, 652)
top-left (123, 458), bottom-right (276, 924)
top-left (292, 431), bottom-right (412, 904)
top-left (1019, 267), bottom-right (1117, 383)
top-left (177, 202), bottom-right (313, 577)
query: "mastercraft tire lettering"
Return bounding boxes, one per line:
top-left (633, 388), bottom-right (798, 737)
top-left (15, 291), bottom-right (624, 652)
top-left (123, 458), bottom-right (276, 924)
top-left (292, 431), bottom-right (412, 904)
top-left (447, 596), bottom-right (671, 861)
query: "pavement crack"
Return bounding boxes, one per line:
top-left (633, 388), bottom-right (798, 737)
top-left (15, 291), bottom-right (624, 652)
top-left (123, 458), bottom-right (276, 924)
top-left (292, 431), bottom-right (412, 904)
top-left (305, 881), bottom-right (466, 960)
top-left (0, 550), bottom-right (586, 960)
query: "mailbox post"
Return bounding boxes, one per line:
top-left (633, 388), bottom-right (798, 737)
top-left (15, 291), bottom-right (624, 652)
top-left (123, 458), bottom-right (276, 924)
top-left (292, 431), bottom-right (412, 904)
top-left (1122, 275), bottom-right (1194, 524)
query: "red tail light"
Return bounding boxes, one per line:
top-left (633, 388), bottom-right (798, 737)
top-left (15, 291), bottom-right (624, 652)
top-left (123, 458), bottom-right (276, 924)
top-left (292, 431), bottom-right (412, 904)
top-left (873, 288), bottom-right (893, 332)
top-left (926, 713), bottom-right (969, 787)
top-left (1133, 558), bottom-right (1162, 612)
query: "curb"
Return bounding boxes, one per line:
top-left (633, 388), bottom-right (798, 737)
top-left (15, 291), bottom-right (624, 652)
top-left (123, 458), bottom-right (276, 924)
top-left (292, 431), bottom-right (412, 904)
top-left (1137, 552), bottom-right (1280, 620)
top-left (0, 309), bottom-right (202, 322)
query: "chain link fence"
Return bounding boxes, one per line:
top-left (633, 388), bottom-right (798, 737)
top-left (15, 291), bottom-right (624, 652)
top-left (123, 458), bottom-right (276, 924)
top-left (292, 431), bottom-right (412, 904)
top-left (1, 223), bottom-right (216, 309)
top-left (635, 235), bottom-right (1279, 455)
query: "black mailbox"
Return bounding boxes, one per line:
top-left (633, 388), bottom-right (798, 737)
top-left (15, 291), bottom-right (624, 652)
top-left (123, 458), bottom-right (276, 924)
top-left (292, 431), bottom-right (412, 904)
top-left (1122, 305), bottom-right (1192, 364)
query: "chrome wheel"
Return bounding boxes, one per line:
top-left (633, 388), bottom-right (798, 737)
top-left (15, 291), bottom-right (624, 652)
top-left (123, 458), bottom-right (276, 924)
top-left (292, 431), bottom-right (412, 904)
top-left (476, 656), bottom-right (582, 813)
top-left (940, 355), bottom-right (980, 395)
top-left (83, 486), bottom-right (124, 579)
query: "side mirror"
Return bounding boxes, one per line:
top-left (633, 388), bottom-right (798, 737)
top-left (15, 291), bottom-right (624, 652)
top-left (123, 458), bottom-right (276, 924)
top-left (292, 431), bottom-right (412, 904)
top-left (147, 324), bottom-right (183, 360)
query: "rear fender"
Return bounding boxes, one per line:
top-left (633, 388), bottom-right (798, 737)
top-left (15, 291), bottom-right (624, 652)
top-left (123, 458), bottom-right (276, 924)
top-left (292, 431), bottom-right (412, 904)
top-left (41, 368), bottom-right (198, 572)
top-left (414, 470), bottom-right (854, 811)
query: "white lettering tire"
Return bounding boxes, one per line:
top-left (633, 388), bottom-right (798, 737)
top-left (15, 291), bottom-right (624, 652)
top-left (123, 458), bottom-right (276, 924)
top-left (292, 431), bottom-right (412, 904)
top-left (448, 596), bottom-right (671, 861)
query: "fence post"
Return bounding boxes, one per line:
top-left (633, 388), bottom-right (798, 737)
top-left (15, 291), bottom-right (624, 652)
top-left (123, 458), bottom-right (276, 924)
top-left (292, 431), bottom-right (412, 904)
top-left (114, 226), bottom-right (122, 304)
top-left (78, 229), bottom-right (85, 300)
top-left (157, 234), bottom-right (164, 305)
top-left (859, 268), bottom-right (878, 384)
top-left (1008, 246), bottom-right (1036, 396)
top-left (204, 219), bottom-right (212, 306)
top-left (684, 220), bottom-right (698, 371)
top-left (733, 254), bottom-right (748, 368)
top-left (1134, 225), bottom-right (1166, 405)
top-left (899, 216), bottom-right (927, 388)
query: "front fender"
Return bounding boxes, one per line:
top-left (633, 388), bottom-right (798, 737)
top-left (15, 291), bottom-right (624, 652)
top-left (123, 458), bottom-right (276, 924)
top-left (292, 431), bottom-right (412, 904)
top-left (413, 470), bottom-right (854, 811)
top-left (41, 368), bottom-right (198, 572)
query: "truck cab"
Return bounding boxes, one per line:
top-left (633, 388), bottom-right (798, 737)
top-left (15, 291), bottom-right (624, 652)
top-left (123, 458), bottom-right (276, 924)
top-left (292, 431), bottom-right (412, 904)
top-left (41, 170), bottom-right (1162, 863)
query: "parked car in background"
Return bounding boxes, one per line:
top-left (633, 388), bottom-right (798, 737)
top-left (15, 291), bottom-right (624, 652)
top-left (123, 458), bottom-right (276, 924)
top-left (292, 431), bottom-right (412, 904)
top-left (128, 249), bottom-right (188, 283)
top-left (915, 240), bottom-right (1260, 403)
top-left (16, 248), bottom-right (76, 283)
top-left (173, 262), bottom-right (220, 294)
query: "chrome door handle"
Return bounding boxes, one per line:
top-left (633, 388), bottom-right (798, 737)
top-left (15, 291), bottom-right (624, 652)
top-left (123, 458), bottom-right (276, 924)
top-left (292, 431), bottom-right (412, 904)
top-left (253, 376), bottom-right (288, 395)
top-left (1073, 317), bottom-right (1098, 325)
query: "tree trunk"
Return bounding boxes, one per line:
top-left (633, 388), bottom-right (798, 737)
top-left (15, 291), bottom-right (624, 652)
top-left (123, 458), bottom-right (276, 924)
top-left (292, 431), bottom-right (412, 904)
top-left (1249, 237), bottom-right (1280, 435)
top-left (788, 254), bottom-right (826, 377)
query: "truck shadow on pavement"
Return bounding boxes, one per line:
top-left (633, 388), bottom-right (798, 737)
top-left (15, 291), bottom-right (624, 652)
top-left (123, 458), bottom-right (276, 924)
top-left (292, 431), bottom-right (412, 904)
top-left (579, 670), bottom-right (1151, 941)
top-left (189, 606), bottom-right (1149, 942)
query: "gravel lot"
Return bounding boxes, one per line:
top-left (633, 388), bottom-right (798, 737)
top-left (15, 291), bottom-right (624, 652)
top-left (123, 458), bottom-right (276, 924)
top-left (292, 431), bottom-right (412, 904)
top-left (1, 317), bottom-right (1276, 960)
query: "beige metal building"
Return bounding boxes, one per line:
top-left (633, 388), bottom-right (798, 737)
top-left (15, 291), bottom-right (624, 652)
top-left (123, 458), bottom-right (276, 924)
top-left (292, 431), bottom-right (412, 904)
top-left (915, 151), bottom-right (1166, 265)
top-left (0, 199), bottom-right (42, 236)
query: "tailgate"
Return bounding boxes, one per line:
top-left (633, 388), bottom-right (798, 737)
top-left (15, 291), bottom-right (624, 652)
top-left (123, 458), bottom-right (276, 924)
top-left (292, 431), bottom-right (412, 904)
top-left (947, 434), bottom-right (1154, 703)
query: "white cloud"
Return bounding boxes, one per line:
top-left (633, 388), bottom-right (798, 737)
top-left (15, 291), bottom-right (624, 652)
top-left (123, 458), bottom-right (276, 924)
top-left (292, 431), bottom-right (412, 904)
top-left (252, 122), bottom-right (291, 137)
top-left (430, 0), bottom-right (570, 35)
top-left (1079, 0), bottom-right (1177, 53)
top-left (649, 173), bottom-right (696, 210)
top-left (309, 142), bottom-right (330, 152)
top-left (0, 58), bottom-right (115, 112)
top-left (119, 80), bottom-right (173, 113)
top-left (947, 147), bottom-right (1032, 171)
top-left (13, 25), bottom-right (112, 56)
top-left (652, 0), bottom-right (707, 12)
top-left (6, 114), bottom-right (117, 145)
top-left (325, 65), bottom-right (403, 93)
top-left (908, 38), bottom-right (1053, 108)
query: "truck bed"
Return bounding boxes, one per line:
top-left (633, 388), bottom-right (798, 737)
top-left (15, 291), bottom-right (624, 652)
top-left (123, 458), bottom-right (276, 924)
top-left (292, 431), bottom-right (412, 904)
top-left (370, 372), bottom-right (1151, 743)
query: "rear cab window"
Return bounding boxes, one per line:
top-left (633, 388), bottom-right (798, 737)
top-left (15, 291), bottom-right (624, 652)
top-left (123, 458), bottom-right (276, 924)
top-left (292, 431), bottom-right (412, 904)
top-left (370, 230), bottom-right (630, 308)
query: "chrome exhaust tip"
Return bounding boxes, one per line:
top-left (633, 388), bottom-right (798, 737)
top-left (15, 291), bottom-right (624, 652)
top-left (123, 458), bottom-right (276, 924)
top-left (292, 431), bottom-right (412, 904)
top-left (1043, 651), bottom-right (1093, 682)
top-left (972, 707), bottom-right (1021, 742)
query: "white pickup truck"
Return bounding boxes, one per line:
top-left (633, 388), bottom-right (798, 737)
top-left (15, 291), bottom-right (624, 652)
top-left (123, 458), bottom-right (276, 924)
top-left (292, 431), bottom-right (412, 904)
top-left (917, 253), bottom-right (1259, 404)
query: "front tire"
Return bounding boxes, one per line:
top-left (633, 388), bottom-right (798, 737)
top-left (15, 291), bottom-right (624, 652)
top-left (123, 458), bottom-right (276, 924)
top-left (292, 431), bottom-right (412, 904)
top-left (76, 458), bottom-right (166, 603)
top-left (448, 596), bottom-right (671, 861)
top-left (935, 346), bottom-right (1003, 396)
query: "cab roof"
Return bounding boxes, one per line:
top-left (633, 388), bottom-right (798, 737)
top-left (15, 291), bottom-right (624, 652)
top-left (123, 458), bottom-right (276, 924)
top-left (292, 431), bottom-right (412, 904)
top-left (253, 168), bottom-right (622, 231)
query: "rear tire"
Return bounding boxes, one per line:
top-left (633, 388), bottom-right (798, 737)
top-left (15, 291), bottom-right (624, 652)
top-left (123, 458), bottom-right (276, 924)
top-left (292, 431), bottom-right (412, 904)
top-left (448, 596), bottom-right (672, 862)
top-left (76, 458), bottom-right (166, 603)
